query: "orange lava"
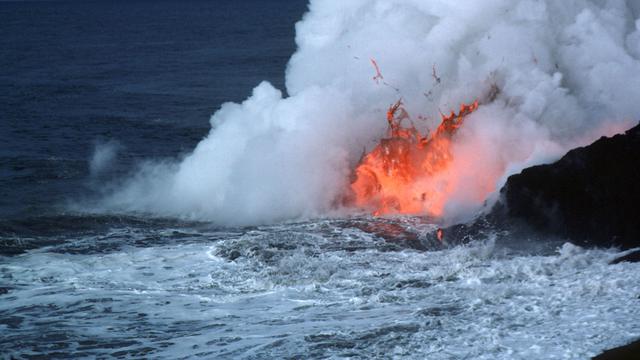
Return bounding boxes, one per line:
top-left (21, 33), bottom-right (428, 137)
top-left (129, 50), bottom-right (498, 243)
top-left (351, 99), bottom-right (479, 217)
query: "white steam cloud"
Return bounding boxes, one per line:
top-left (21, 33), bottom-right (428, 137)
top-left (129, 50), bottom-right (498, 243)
top-left (90, 140), bottom-right (122, 177)
top-left (101, 0), bottom-right (640, 225)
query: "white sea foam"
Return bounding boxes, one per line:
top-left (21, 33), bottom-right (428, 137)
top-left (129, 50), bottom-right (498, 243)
top-left (1, 222), bottom-right (639, 358)
top-left (101, 0), bottom-right (640, 225)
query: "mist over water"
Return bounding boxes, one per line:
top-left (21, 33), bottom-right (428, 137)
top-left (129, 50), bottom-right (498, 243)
top-left (97, 0), bottom-right (640, 225)
top-left (89, 140), bottom-right (122, 178)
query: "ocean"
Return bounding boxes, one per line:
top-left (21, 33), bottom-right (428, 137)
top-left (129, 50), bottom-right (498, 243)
top-left (1, 1), bottom-right (639, 359)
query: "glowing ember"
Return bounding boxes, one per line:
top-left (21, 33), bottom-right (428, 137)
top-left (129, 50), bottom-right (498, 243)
top-left (370, 58), bottom-right (384, 84)
top-left (351, 99), bottom-right (479, 217)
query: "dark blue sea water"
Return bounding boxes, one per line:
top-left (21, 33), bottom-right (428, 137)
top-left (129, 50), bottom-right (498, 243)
top-left (1, 1), bottom-right (639, 359)
top-left (1, 0), bottom-right (305, 221)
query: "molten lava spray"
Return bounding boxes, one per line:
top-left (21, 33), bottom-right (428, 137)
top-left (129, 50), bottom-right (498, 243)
top-left (351, 100), bottom-right (479, 217)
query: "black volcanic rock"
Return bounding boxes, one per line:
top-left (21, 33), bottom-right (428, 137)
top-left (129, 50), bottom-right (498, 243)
top-left (501, 123), bottom-right (640, 249)
top-left (609, 250), bottom-right (640, 264)
top-left (442, 123), bottom-right (640, 250)
top-left (592, 339), bottom-right (640, 360)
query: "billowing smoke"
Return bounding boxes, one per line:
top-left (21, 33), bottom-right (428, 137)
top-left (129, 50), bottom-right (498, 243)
top-left (100, 0), bottom-right (640, 225)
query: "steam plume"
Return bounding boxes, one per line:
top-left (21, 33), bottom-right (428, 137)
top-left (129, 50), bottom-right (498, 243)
top-left (101, 0), bottom-right (640, 225)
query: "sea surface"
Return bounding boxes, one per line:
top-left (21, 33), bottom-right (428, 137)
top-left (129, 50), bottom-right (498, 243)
top-left (1, 1), bottom-right (639, 359)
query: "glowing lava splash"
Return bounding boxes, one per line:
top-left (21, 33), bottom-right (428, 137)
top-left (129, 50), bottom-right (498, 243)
top-left (351, 100), bottom-right (479, 217)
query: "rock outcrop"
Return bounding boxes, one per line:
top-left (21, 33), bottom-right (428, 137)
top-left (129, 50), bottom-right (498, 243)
top-left (443, 122), bottom-right (640, 250)
top-left (592, 339), bottom-right (640, 360)
top-left (501, 123), bottom-right (640, 249)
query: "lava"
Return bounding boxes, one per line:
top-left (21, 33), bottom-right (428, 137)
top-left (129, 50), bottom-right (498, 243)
top-left (350, 99), bottom-right (479, 217)
top-left (370, 58), bottom-right (384, 84)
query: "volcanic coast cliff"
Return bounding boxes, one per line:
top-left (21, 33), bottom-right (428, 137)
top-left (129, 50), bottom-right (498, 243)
top-left (444, 122), bottom-right (640, 252)
top-left (500, 122), bottom-right (640, 249)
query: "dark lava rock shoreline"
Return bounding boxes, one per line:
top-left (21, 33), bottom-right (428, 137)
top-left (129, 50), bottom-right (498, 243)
top-left (502, 122), bottom-right (640, 249)
top-left (444, 122), bottom-right (640, 251)
top-left (592, 339), bottom-right (640, 360)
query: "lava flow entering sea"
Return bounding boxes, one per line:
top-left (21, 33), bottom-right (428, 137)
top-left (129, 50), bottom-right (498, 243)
top-left (350, 99), bottom-right (479, 217)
